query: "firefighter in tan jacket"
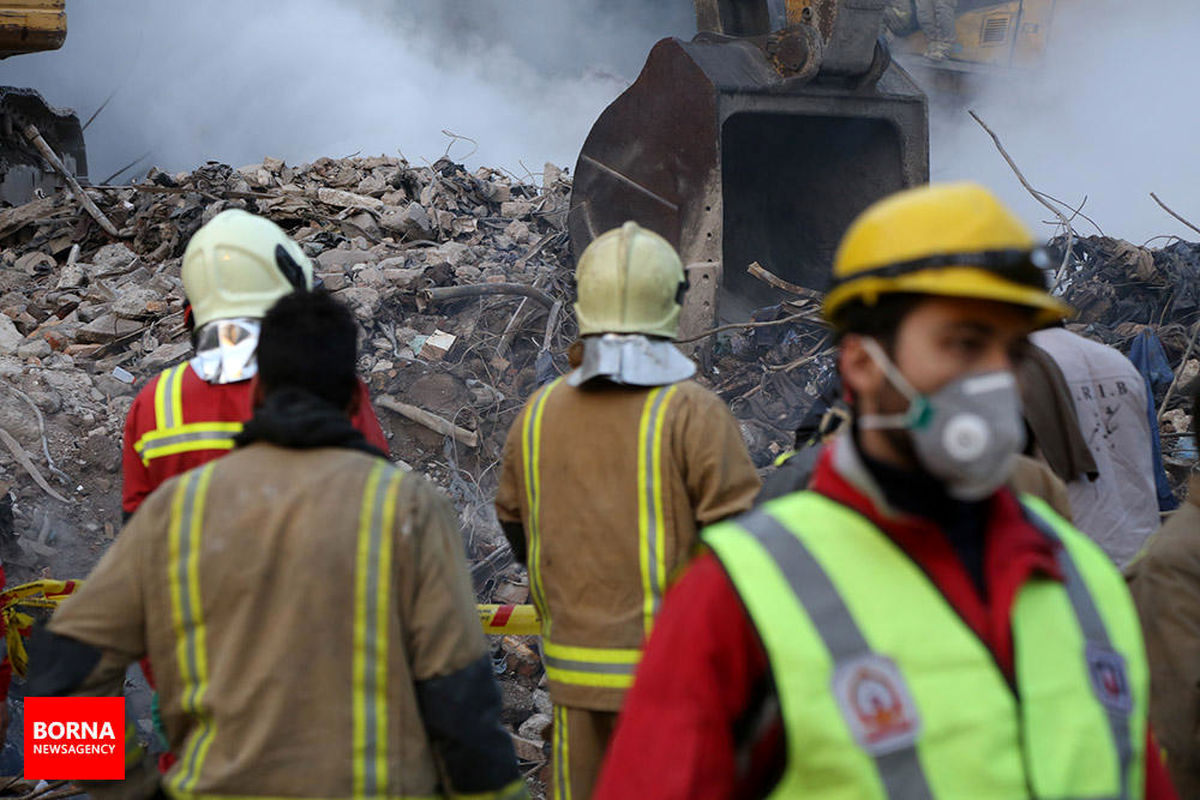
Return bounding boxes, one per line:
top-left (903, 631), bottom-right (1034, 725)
top-left (495, 222), bottom-right (760, 800)
top-left (30, 291), bottom-right (526, 800)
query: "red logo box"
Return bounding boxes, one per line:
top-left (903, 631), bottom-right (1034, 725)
top-left (24, 697), bottom-right (125, 780)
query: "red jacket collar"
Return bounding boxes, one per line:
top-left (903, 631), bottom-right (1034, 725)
top-left (808, 436), bottom-right (1062, 678)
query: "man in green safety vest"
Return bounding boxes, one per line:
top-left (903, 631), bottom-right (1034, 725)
top-left (596, 183), bottom-right (1178, 798)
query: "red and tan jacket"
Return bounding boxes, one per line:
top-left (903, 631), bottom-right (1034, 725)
top-left (122, 361), bottom-right (388, 515)
top-left (495, 378), bottom-right (760, 711)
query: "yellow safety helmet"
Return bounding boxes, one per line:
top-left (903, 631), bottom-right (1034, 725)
top-left (182, 209), bottom-right (314, 329)
top-left (824, 182), bottom-right (1073, 328)
top-left (574, 221), bottom-right (686, 339)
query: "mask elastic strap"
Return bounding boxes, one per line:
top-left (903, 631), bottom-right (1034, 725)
top-left (858, 337), bottom-right (925, 431)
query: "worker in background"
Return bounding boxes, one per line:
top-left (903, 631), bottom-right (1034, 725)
top-left (29, 290), bottom-right (525, 800)
top-left (495, 222), bottom-right (760, 800)
top-left (917, 0), bottom-right (959, 60)
top-left (595, 183), bottom-right (1176, 799)
top-left (1128, 387), bottom-right (1200, 797)
top-left (121, 208), bottom-right (389, 520)
top-left (883, 0), bottom-right (958, 61)
top-left (1030, 324), bottom-right (1161, 565)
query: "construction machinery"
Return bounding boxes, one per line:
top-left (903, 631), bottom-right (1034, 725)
top-left (885, 0), bottom-right (1058, 96)
top-left (0, 0), bottom-right (88, 204)
top-left (569, 0), bottom-right (929, 337)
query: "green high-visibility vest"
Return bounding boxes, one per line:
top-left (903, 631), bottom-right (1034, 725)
top-left (705, 491), bottom-right (1148, 799)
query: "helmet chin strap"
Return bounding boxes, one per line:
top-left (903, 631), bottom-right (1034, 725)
top-left (857, 337), bottom-right (927, 431)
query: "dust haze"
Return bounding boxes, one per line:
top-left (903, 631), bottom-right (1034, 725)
top-left (1, 0), bottom-right (693, 181)
top-left (3, 1), bottom-right (1196, 242)
top-left (931, 0), bottom-right (1200, 243)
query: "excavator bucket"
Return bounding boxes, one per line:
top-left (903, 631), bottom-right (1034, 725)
top-left (569, 0), bottom-right (928, 334)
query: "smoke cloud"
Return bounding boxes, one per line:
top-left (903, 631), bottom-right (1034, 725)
top-left (930, 0), bottom-right (1200, 243)
top-left (6, 1), bottom-right (1195, 243)
top-left (3, 0), bottom-right (693, 182)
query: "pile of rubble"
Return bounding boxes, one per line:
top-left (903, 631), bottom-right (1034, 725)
top-left (0, 153), bottom-right (588, 787)
top-left (1058, 234), bottom-right (1200, 346)
top-left (0, 152), bottom-right (1197, 789)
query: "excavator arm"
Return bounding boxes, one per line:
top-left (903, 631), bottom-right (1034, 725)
top-left (569, 0), bottom-right (928, 339)
top-left (0, 0), bottom-right (66, 58)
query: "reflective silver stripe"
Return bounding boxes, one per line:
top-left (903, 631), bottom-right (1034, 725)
top-left (543, 654), bottom-right (637, 676)
top-left (1026, 509), bottom-right (1133, 800)
top-left (554, 705), bottom-right (571, 800)
top-left (735, 510), bottom-right (935, 800)
top-left (360, 467), bottom-right (395, 795)
top-left (161, 364), bottom-right (183, 429)
top-left (171, 466), bottom-right (215, 793)
top-left (141, 428), bottom-right (240, 454)
top-left (640, 387), bottom-right (671, 623)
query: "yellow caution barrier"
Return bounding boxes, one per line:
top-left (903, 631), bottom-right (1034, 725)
top-left (478, 604), bottom-right (541, 636)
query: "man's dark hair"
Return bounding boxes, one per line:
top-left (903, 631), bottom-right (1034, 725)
top-left (832, 293), bottom-right (922, 347)
top-left (257, 290), bottom-right (358, 409)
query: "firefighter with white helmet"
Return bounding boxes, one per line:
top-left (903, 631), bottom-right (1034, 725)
top-left (495, 221), bottom-right (760, 799)
top-left (121, 208), bottom-right (389, 517)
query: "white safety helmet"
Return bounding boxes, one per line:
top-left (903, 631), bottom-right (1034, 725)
top-left (182, 209), bottom-right (314, 329)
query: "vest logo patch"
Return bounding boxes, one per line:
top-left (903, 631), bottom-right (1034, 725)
top-left (833, 654), bottom-right (922, 755)
top-left (1086, 644), bottom-right (1132, 713)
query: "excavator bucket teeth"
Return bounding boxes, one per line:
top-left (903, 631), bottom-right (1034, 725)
top-left (570, 33), bottom-right (928, 334)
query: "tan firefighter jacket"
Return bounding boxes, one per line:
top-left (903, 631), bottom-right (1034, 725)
top-left (495, 378), bottom-right (760, 710)
top-left (48, 443), bottom-right (517, 800)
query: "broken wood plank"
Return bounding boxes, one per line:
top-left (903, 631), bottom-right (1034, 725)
top-left (23, 125), bottom-right (121, 238)
top-left (0, 428), bottom-right (70, 503)
top-left (376, 396), bottom-right (479, 448)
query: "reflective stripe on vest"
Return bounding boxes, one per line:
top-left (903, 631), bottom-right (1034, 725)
top-left (705, 491), bottom-right (1147, 800)
top-left (134, 363), bottom-right (241, 466)
top-left (166, 463), bottom-right (218, 795)
top-left (352, 462), bottom-right (405, 797)
top-left (522, 380), bottom-right (676, 689)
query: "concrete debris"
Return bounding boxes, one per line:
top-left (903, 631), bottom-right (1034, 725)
top-left (0, 147), bottom-right (1196, 788)
top-left (418, 330), bottom-right (456, 361)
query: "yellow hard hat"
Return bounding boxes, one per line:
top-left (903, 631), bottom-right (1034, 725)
top-left (182, 209), bottom-right (314, 329)
top-left (824, 182), bottom-right (1073, 328)
top-left (574, 222), bottom-right (686, 339)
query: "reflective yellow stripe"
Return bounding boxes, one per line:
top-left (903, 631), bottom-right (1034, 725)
top-left (171, 363), bottom-right (186, 429)
top-left (544, 666), bottom-right (636, 690)
top-left (125, 721), bottom-right (143, 767)
top-left (138, 422), bottom-right (244, 446)
top-left (543, 642), bottom-right (641, 663)
top-left (774, 449), bottom-right (797, 467)
top-left (542, 641), bottom-right (640, 689)
top-left (166, 463), bottom-right (217, 794)
top-left (154, 363), bottom-right (188, 432)
top-left (637, 385), bottom-right (676, 637)
top-left (135, 422), bottom-right (243, 466)
top-left (155, 363), bottom-right (184, 432)
top-left (138, 361), bottom-right (241, 467)
top-left (353, 463), bottom-right (403, 797)
top-left (553, 705), bottom-right (571, 800)
top-left (522, 378), bottom-right (562, 638)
